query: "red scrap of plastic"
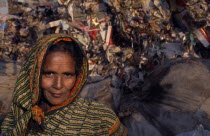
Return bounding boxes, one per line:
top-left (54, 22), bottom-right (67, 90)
top-left (89, 26), bottom-right (98, 40)
top-left (199, 28), bottom-right (210, 43)
top-left (108, 29), bottom-right (115, 46)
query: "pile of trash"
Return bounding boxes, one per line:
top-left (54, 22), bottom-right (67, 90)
top-left (0, 14), bottom-right (36, 62)
top-left (28, 0), bottom-right (209, 79)
top-left (0, 0), bottom-right (210, 135)
top-left (0, 3), bottom-right (61, 62)
top-left (0, 0), bottom-right (209, 66)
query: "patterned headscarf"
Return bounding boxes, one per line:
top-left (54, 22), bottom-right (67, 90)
top-left (1, 34), bottom-right (88, 135)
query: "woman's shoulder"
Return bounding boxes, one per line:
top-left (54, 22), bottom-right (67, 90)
top-left (74, 97), bottom-right (117, 117)
top-left (76, 97), bottom-right (127, 135)
top-left (69, 97), bottom-right (127, 135)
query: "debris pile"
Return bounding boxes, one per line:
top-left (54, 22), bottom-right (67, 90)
top-left (0, 0), bottom-right (210, 135)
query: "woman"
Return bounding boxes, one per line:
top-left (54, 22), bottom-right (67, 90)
top-left (1, 34), bottom-right (127, 135)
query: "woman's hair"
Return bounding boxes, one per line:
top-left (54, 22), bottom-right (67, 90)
top-left (45, 40), bottom-right (84, 76)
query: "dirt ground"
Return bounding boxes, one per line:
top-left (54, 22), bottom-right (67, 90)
top-left (0, 58), bottom-right (21, 114)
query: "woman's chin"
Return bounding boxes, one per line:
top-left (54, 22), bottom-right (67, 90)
top-left (49, 100), bottom-right (65, 106)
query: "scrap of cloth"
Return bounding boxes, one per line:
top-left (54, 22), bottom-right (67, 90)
top-left (1, 33), bottom-right (127, 135)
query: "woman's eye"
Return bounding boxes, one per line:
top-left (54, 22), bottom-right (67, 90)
top-left (43, 72), bottom-right (54, 77)
top-left (64, 73), bottom-right (75, 77)
top-left (65, 73), bottom-right (71, 77)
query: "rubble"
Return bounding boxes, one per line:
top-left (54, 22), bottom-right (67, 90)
top-left (0, 0), bottom-right (209, 64)
top-left (0, 0), bottom-right (210, 135)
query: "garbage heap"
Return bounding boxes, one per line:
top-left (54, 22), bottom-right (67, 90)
top-left (0, 0), bottom-right (210, 135)
top-left (0, 0), bottom-right (209, 65)
top-left (41, 0), bottom-right (210, 76)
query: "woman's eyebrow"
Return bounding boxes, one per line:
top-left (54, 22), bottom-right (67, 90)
top-left (63, 72), bottom-right (76, 75)
top-left (42, 71), bottom-right (56, 74)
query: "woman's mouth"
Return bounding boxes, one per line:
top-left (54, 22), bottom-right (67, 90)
top-left (51, 93), bottom-right (63, 98)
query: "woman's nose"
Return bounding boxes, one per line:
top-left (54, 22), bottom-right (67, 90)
top-left (53, 76), bottom-right (63, 89)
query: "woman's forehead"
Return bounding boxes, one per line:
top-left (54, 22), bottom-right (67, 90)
top-left (42, 51), bottom-right (76, 71)
top-left (44, 51), bottom-right (74, 63)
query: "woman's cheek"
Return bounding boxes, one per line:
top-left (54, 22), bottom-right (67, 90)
top-left (41, 77), bottom-right (53, 89)
top-left (66, 77), bottom-right (77, 89)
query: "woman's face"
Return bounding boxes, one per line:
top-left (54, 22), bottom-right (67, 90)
top-left (41, 51), bottom-right (77, 106)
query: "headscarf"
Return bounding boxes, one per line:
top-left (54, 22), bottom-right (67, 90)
top-left (1, 34), bottom-right (88, 135)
